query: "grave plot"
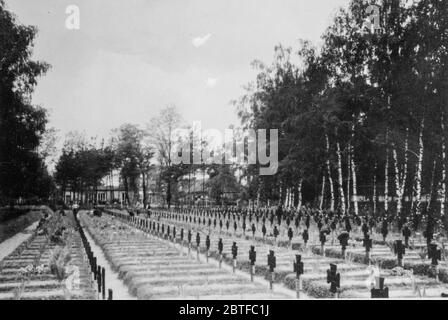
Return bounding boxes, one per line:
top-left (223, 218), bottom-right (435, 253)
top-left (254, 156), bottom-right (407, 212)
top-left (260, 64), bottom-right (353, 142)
top-left (107, 209), bottom-right (448, 299)
top-left (146, 209), bottom-right (448, 285)
top-left (79, 212), bottom-right (295, 300)
top-left (0, 209), bottom-right (95, 300)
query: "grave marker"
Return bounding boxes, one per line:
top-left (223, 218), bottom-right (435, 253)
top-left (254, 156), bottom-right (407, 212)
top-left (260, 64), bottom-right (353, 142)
top-left (363, 234), bottom-right (373, 262)
top-left (218, 238), bottom-right (223, 268)
top-left (319, 230), bottom-right (327, 256)
top-left (232, 242), bottom-right (238, 273)
top-left (338, 231), bottom-right (350, 259)
top-left (428, 243), bottom-right (442, 280)
top-left (288, 227), bottom-right (293, 247)
top-left (206, 235), bottom-right (210, 262)
top-left (293, 254), bottom-right (304, 298)
top-left (393, 240), bottom-right (405, 267)
top-left (327, 263), bottom-right (340, 298)
top-left (249, 246), bottom-right (256, 281)
top-left (267, 250), bottom-right (276, 290)
top-left (371, 277), bottom-right (389, 298)
top-left (302, 229), bottom-right (309, 248)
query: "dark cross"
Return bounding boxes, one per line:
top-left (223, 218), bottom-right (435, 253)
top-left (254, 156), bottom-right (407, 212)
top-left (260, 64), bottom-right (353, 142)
top-left (371, 277), bottom-right (389, 298)
top-left (234, 221), bottom-right (238, 233)
top-left (205, 235), bottom-right (210, 262)
top-left (338, 232), bottom-right (349, 258)
top-left (196, 232), bottom-right (200, 247)
top-left (273, 226), bottom-right (279, 240)
top-left (402, 225), bottom-right (411, 247)
top-left (262, 224), bottom-right (267, 238)
top-left (218, 238), bottom-right (223, 256)
top-left (187, 230), bottom-right (192, 255)
top-left (288, 227), bottom-right (293, 244)
top-left (381, 220), bottom-right (388, 241)
top-left (317, 220), bottom-right (323, 231)
top-left (363, 234), bottom-right (373, 262)
top-left (231, 242), bottom-right (238, 259)
top-left (327, 263), bottom-right (340, 297)
top-left (295, 217), bottom-right (300, 231)
top-left (302, 229), bottom-right (309, 247)
top-left (428, 243), bottom-right (442, 266)
top-left (293, 254), bottom-right (304, 298)
top-left (393, 240), bottom-right (405, 267)
top-left (251, 223), bottom-right (256, 237)
top-left (362, 222), bottom-right (369, 238)
top-left (231, 242), bottom-right (238, 273)
top-left (180, 228), bottom-right (184, 242)
top-left (249, 246), bottom-right (256, 282)
top-left (293, 255), bottom-right (304, 278)
top-left (319, 230), bottom-right (327, 256)
top-left (267, 250), bottom-right (276, 290)
top-left (173, 227), bottom-right (176, 241)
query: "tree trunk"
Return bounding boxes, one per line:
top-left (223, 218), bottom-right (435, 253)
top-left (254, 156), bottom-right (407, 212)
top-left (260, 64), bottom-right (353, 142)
top-left (351, 124), bottom-right (359, 216)
top-left (326, 134), bottom-right (335, 211)
top-left (384, 129), bottom-right (389, 214)
top-left (123, 176), bottom-right (130, 206)
top-left (319, 174), bottom-right (325, 210)
top-left (347, 144), bottom-right (351, 213)
top-left (373, 162), bottom-right (377, 216)
top-left (142, 172), bottom-right (147, 208)
top-left (441, 110), bottom-right (446, 218)
top-left (427, 159), bottom-right (437, 213)
top-left (336, 142), bottom-right (346, 214)
top-left (414, 118), bottom-right (425, 216)
top-left (166, 179), bottom-right (172, 208)
top-left (297, 179), bottom-right (303, 209)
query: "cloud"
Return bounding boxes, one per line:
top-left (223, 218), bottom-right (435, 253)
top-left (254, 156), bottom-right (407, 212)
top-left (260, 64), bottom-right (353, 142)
top-left (192, 33), bottom-right (212, 48)
top-left (206, 77), bottom-right (218, 88)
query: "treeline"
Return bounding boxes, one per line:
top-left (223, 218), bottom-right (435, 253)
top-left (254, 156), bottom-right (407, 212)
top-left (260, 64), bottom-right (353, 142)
top-left (235, 0), bottom-right (448, 229)
top-left (54, 107), bottom-right (242, 207)
top-left (0, 1), bottom-right (55, 205)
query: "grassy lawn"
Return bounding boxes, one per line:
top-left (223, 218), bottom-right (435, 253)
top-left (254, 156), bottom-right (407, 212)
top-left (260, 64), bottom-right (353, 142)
top-left (0, 210), bottom-right (43, 243)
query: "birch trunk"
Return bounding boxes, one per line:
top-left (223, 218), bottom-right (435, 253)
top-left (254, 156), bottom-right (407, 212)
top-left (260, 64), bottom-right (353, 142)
top-left (441, 110), bottom-right (446, 217)
top-left (427, 159), bottom-right (437, 213)
top-left (414, 118), bottom-right (425, 216)
top-left (385, 129), bottom-right (390, 213)
top-left (373, 162), bottom-right (377, 215)
top-left (297, 179), bottom-right (303, 209)
top-left (392, 130), bottom-right (409, 219)
top-left (320, 174), bottom-right (325, 210)
top-left (351, 123), bottom-right (359, 216)
top-left (337, 142), bottom-right (346, 214)
top-left (326, 134), bottom-right (335, 211)
top-left (347, 146), bottom-right (351, 213)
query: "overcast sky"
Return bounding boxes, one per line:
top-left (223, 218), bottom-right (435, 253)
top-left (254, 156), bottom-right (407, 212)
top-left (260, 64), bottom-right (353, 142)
top-left (7, 0), bottom-right (349, 141)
